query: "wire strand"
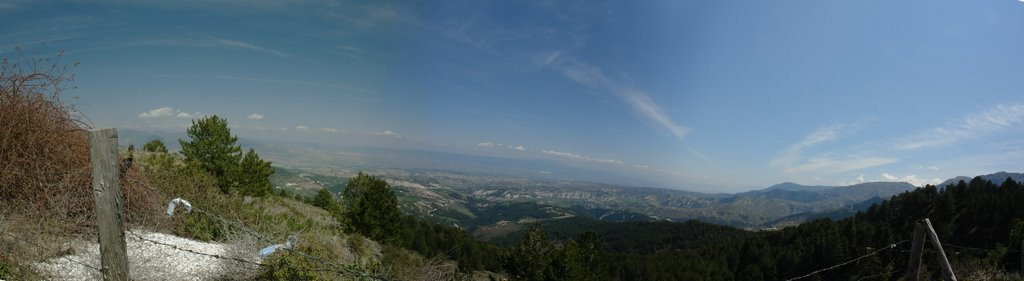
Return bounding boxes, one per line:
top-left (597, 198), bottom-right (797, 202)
top-left (785, 240), bottom-right (909, 281)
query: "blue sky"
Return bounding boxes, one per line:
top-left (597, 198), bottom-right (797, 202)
top-left (3, 0), bottom-right (1024, 192)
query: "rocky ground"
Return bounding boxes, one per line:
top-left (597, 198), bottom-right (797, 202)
top-left (33, 230), bottom-right (262, 280)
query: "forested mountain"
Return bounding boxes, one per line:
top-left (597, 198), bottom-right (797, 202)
top-left (937, 172), bottom-right (1024, 190)
top-left (592, 176), bottom-right (1024, 280)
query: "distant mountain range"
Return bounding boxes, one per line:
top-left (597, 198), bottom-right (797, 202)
top-left (122, 129), bottom-right (1021, 228)
top-left (936, 171), bottom-right (1024, 188)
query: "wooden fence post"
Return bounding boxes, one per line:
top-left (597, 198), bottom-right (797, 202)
top-left (906, 221), bottom-right (926, 281)
top-left (89, 128), bottom-right (129, 281)
top-left (922, 218), bottom-right (957, 281)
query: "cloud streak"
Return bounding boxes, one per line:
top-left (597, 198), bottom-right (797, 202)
top-left (770, 123), bottom-right (891, 174)
top-left (139, 106), bottom-right (197, 119)
top-left (784, 155), bottom-right (898, 174)
top-left (542, 149), bottom-right (623, 165)
top-left (895, 103), bottom-right (1024, 150)
top-left (881, 172), bottom-right (942, 187)
top-left (621, 89), bottom-right (690, 141)
top-left (139, 107), bottom-right (177, 118)
top-left (771, 125), bottom-right (843, 167)
top-left (546, 55), bottom-right (701, 160)
top-left (213, 37), bottom-right (290, 58)
top-left (247, 113), bottom-right (265, 120)
top-left (65, 37), bottom-right (293, 59)
top-left (373, 130), bottom-right (401, 138)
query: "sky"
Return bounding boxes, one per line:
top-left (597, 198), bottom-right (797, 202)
top-left (2, 0), bottom-right (1024, 192)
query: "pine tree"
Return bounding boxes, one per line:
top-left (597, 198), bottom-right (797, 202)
top-left (142, 139), bottom-right (168, 153)
top-left (341, 172), bottom-right (400, 243)
top-left (180, 115), bottom-right (241, 193)
top-left (513, 224), bottom-right (554, 281)
top-left (236, 148), bottom-right (273, 197)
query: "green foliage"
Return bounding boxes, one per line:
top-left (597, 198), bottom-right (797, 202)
top-left (0, 260), bottom-right (9, 279)
top-left (180, 115), bottom-right (242, 193)
top-left (235, 148), bottom-right (274, 197)
top-left (553, 239), bottom-right (587, 281)
top-left (312, 188), bottom-right (342, 216)
top-left (260, 234), bottom-right (388, 281)
top-left (342, 172), bottom-right (400, 243)
top-left (511, 224), bottom-right (555, 281)
top-left (142, 139), bottom-right (168, 153)
top-left (508, 226), bottom-right (610, 281)
top-left (394, 215), bottom-right (509, 272)
top-left (176, 211), bottom-right (225, 242)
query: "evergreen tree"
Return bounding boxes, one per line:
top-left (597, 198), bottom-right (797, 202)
top-left (512, 224), bottom-right (554, 281)
top-left (577, 231), bottom-right (608, 280)
top-left (235, 148), bottom-right (273, 197)
top-left (312, 188), bottom-right (343, 218)
top-left (554, 239), bottom-right (588, 281)
top-left (341, 172), bottom-right (400, 243)
top-left (180, 115), bottom-right (241, 193)
top-left (142, 139), bottom-right (168, 153)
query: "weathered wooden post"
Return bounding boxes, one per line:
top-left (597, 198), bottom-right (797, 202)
top-left (922, 218), bottom-right (956, 281)
top-left (89, 128), bottom-right (129, 280)
top-left (906, 221), bottom-right (926, 281)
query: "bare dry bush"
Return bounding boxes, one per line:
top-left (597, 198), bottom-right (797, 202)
top-left (0, 50), bottom-right (163, 277)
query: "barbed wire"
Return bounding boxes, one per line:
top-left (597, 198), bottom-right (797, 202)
top-left (785, 240), bottom-right (910, 281)
top-left (128, 230), bottom-right (384, 277)
top-left (0, 228), bottom-right (102, 273)
top-left (123, 173), bottom-right (393, 281)
top-left (126, 230), bottom-right (262, 267)
top-left (854, 265), bottom-right (903, 281)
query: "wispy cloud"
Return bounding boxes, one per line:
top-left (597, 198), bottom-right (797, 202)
top-left (534, 50), bottom-right (562, 66)
top-left (838, 173), bottom-right (868, 186)
top-left (554, 57), bottom-right (611, 89)
top-left (770, 123), bottom-right (887, 174)
top-left (139, 106), bottom-right (197, 119)
top-left (771, 125), bottom-right (844, 167)
top-left (212, 37), bottom-right (290, 58)
top-left (784, 155), bottom-right (898, 174)
top-left (895, 103), bottom-right (1024, 150)
top-left (373, 130), bottom-right (401, 138)
top-left (621, 89), bottom-right (690, 141)
top-left (318, 127), bottom-right (342, 133)
top-left (542, 149), bottom-right (623, 165)
top-left (477, 141), bottom-right (525, 151)
top-left (294, 125), bottom-right (308, 130)
top-left (136, 74), bottom-right (371, 94)
top-left (66, 37), bottom-right (292, 59)
top-left (139, 107), bottom-right (177, 118)
top-left (881, 172), bottom-right (942, 187)
top-left (545, 56), bottom-right (701, 161)
top-left (247, 113), bottom-right (265, 120)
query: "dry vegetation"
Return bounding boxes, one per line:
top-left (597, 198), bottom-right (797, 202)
top-left (0, 51), bottom-right (163, 279)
